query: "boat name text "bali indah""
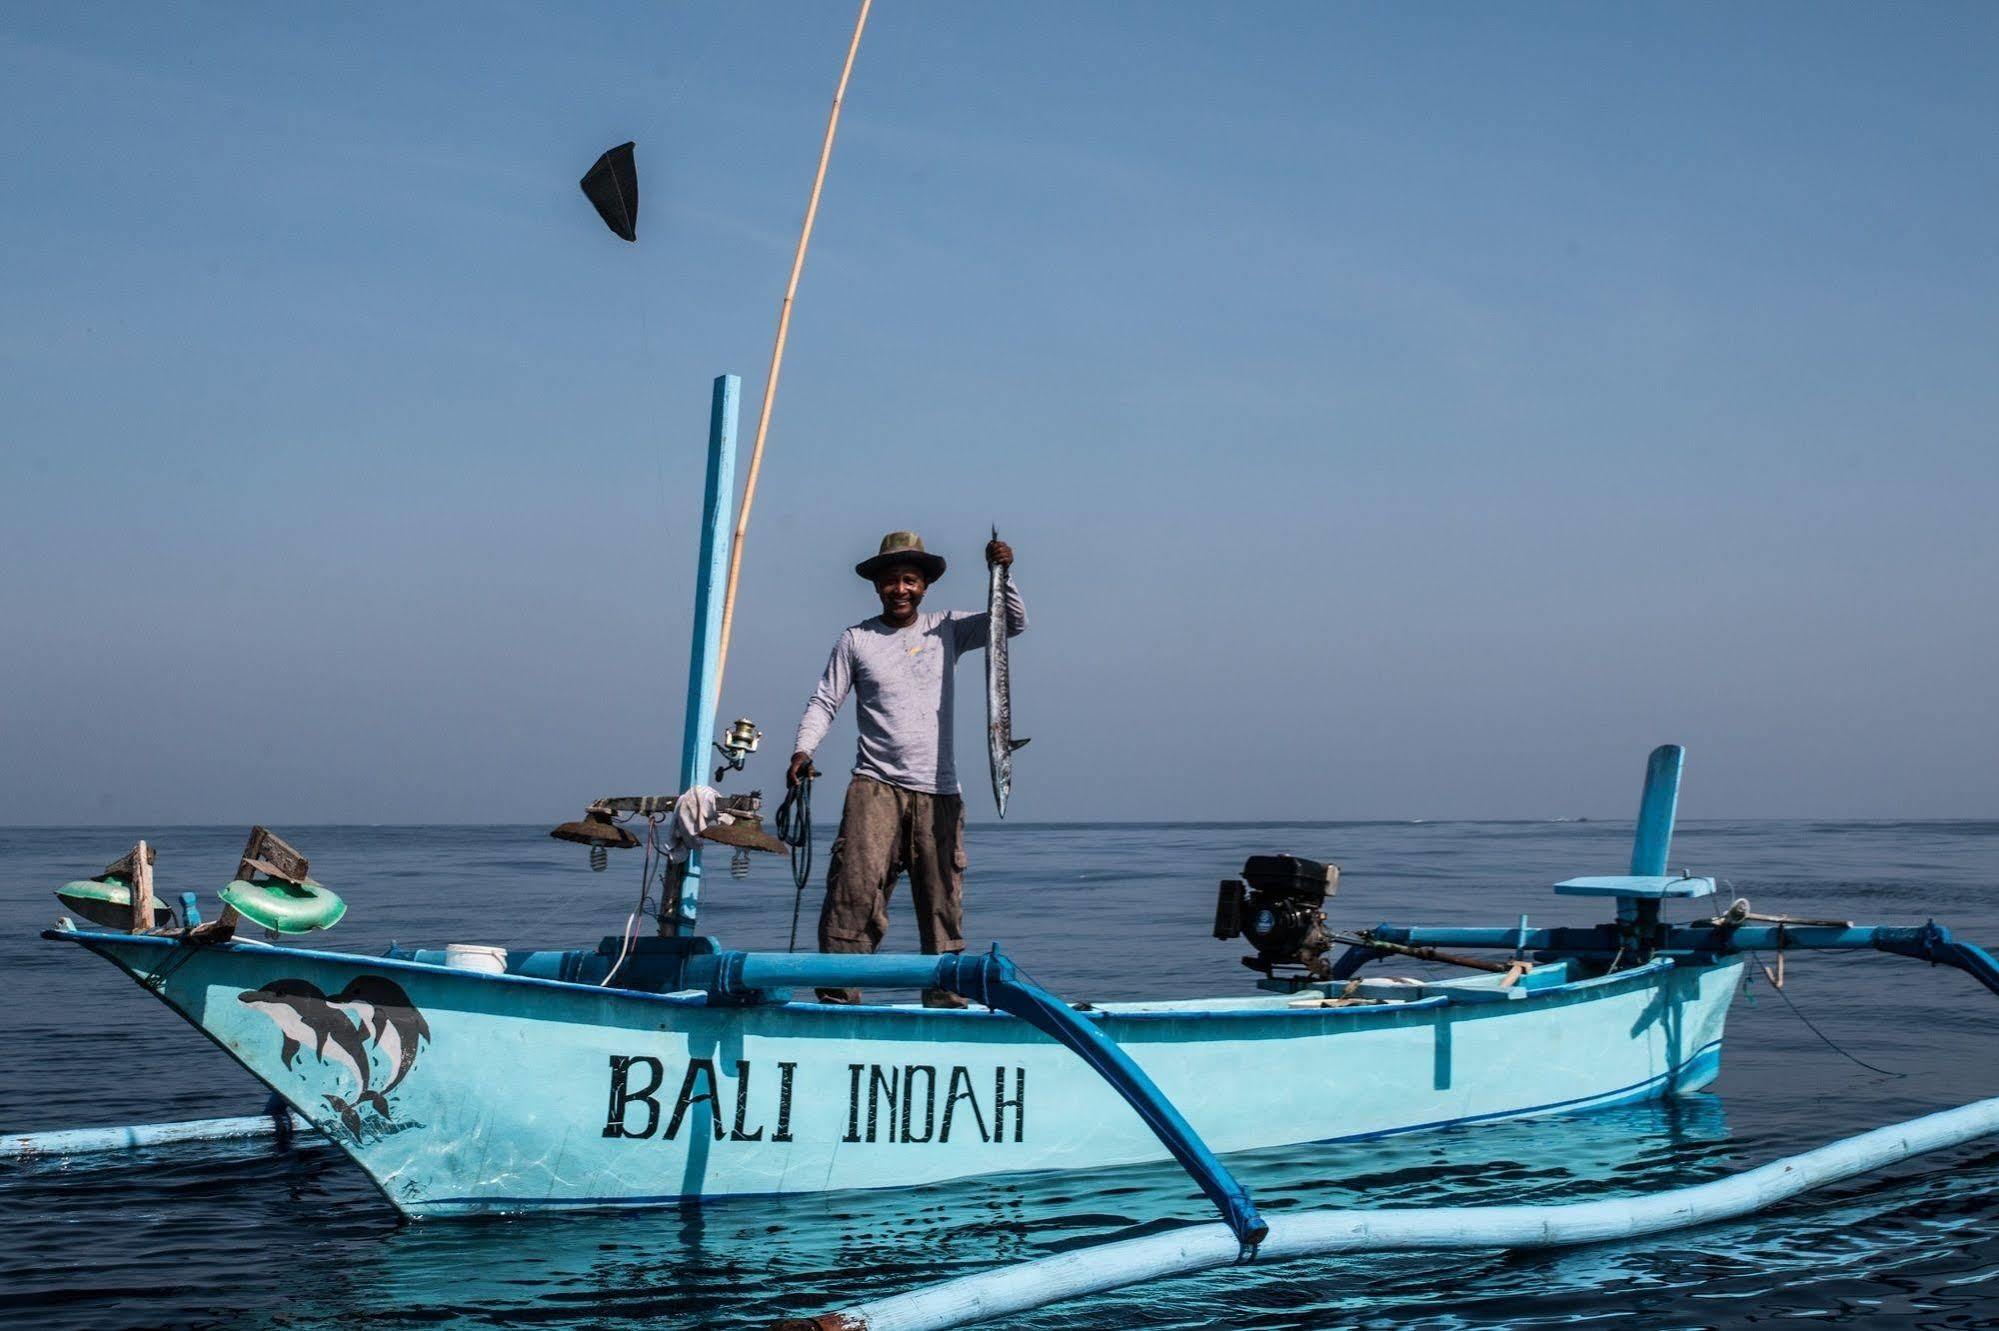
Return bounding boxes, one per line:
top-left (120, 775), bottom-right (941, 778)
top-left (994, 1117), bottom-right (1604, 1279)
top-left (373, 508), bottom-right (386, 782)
top-left (602, 1057), bottom-right (1027, 1145)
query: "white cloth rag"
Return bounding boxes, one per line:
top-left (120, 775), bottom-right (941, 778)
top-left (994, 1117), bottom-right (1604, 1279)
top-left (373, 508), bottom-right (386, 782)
top-left (666, 785), bottom-right (722, 863)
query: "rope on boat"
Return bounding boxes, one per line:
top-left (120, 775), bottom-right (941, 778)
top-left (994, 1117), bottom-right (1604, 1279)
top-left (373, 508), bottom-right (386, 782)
top-left (1744, 948), bottom-right (1904, 1077)
top-left (778, 769), bottom-right (814, 951)
top-left (778, 1093), bottom-right (1999, 1331)
top-left (602, 810), bottom-right (672, 986)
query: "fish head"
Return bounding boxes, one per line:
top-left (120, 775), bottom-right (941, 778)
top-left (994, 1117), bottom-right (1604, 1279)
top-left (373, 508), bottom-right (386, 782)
top-left (238, 979), bottom-right (326, 1011)
top-left (237, 982), bottom-right (330, 1068)
top-left (331, 976), bottom-right (427, 1044)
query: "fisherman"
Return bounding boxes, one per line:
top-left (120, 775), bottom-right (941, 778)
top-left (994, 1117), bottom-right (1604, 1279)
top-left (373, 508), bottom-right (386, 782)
top-left (787, 531), bottom-right (1026, 1007)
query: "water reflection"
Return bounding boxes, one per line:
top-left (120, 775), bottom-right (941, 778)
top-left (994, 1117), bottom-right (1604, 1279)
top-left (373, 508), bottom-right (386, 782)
top-left (176, 1098), bottom-right (1739, 1328)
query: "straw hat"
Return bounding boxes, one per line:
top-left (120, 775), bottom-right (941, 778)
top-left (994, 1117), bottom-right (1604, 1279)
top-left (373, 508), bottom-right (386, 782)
top-left (855, 531), bottom-right (946, 582)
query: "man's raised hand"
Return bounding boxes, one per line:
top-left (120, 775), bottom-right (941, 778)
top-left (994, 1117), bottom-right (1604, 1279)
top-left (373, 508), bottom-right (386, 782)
top-left (986, 538), bottom-right (1014, 568)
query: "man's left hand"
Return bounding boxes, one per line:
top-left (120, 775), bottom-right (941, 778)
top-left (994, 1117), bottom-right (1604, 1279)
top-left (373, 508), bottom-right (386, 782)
top-left (986, 538), bottom-right (1014, 568)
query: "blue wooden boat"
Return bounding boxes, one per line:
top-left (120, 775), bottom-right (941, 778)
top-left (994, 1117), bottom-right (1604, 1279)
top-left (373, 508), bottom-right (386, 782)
top-left (42, 739), bottom-right (1999, 1251)
top-left (44, 890), bottom-right (1734, 1218)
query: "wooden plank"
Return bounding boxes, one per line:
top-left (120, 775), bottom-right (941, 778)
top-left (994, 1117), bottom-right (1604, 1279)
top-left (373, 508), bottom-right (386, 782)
top-left (128, 840), bottom-right (154, 934)
top-left (241, 826), bottom-right (309, 884)
top-left (234, 826), bottom-right (268, 881)
top-left (657, 861), bottom-right (688, 936)
top-left (590, 796), bottom-right (678, 816)
top-left (192, 825), bottom-right (292, 942)
top-left (201, 903), bottom-right (243, 939)
top-left (100, 842), bottom-right (155, 883)
top-left (191, 826), bottom-right (309, 941)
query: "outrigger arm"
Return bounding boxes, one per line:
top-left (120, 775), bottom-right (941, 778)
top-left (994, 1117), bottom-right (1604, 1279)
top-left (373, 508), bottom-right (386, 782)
top-left (1331, 744), bottom-right (1999, 1002)
top-left (686, 946), bottom-right (1270, 1250)
top-left (1334, 919), bottom-right (1999, 1000)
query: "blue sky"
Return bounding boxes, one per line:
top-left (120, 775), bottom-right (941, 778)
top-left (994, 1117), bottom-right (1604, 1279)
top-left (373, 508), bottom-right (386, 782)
top-left (3, 2), bottom-right (1995, 823)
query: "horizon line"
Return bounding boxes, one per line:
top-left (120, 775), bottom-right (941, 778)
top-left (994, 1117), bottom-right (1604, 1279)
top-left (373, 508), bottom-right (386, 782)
top-left (4, 816), bottom-right (1995, 831)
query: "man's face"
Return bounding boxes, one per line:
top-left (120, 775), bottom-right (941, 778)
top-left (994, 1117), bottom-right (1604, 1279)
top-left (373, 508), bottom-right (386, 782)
top-left (873, 566), bottom-right (928, 621)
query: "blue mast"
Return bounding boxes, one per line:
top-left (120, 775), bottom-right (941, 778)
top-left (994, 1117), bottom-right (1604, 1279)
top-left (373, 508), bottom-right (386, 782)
top-left (671, 374), bottom-right (740, 934)
top-left (1629, 743), bottom-right (1684, 877)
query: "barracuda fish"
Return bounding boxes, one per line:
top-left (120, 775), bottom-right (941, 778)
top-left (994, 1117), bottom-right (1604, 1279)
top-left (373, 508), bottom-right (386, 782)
top-left (987, 526), bottom-right (1029, 818)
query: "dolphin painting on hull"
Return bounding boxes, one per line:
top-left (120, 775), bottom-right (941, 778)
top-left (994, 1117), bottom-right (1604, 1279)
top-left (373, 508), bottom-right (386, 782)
top-left (329, 976), bottom-right (430, 1102)
top-left (237, 976), bottom-right (430, 1137)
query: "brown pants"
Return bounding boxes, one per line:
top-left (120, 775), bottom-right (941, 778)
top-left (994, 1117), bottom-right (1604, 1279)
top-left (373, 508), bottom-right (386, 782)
top-left (817, 776), bottom-right (966, 1005)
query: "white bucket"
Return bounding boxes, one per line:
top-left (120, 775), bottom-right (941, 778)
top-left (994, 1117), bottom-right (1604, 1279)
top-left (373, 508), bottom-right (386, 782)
top-left (444, 943), bottom-right (508, 975)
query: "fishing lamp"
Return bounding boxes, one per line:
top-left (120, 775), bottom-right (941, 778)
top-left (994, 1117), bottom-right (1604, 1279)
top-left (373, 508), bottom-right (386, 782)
top-left (550, 809), bottom-right (640, 872)
top-left (696, 810), bottom-right (788, 856)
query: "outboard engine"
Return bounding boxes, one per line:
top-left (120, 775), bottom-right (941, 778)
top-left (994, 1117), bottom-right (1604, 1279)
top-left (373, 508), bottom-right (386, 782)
top-left (1213, 854), bottom-right (1339, 979)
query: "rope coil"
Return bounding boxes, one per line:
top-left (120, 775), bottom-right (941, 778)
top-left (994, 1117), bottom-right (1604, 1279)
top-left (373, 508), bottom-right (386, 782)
top-left (778, 772), bottom-right (814, 951)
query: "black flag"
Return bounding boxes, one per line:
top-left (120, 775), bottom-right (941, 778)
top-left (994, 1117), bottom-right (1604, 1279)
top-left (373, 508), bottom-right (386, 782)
top-left (581, 142), bottom-right (638, 242)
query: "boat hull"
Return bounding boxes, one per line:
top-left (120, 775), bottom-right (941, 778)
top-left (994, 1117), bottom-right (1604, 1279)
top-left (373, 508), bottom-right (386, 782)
top-left (64, 933), bottom-right (1739, 1217)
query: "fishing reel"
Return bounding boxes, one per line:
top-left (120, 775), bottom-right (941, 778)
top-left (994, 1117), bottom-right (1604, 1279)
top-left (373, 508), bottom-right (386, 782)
top-left (713, 717), bottom-right (763, 783)
top-left (1213, 854), bottom-right (1339, 979)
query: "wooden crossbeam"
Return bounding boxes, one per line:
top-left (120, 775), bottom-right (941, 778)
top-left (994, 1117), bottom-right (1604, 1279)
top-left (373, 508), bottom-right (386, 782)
top-left (190, 826), bottom-right (309, 942)
top-left (128, 840), bottom-right (154, 934)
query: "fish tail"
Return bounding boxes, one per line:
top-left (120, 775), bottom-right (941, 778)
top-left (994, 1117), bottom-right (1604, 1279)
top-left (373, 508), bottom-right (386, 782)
top-left (325, 1095), bottom-right (364, 1138)
top-left (360, 1090), bottom-right (392, 1118)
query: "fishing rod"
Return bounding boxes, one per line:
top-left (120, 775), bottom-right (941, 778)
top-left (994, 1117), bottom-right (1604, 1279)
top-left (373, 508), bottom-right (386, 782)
top-left (712, 0), bottom-right (872, 702)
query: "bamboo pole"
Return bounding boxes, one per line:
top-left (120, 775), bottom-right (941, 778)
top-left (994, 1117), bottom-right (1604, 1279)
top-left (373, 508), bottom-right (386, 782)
top-left (3, 1113), bottom-right (315, 1160)
top-left (712, 0), bottom-right (872, 700)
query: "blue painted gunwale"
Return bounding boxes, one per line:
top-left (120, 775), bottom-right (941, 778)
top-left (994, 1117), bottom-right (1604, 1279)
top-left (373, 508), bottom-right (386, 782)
top-left (51, 929), bottom-right (1697, 1034)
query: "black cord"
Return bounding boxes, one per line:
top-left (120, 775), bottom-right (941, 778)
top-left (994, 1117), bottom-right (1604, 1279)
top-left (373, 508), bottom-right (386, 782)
top-left (778, 772), bottom-right (814, 952)
top-left (1746, 949), bottom-right (1904, 1078)
top-left (602, 815), bottom-right (664, 988)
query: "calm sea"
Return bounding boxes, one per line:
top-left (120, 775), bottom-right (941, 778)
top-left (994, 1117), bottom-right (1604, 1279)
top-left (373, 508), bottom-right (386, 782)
top-left (4, 819), bottom-right (1998, 1329)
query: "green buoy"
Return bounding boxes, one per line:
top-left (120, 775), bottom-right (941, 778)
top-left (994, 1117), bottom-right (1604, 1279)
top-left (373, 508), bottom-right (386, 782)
top-left (56, 877), bottom-right (172, 931)
top-left (218, 878), bottom-right (347, 934)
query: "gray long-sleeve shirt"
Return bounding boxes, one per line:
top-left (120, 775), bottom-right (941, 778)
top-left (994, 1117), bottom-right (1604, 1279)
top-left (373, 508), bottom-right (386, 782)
top-left (793, 580), bottom-right (1027, 795)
